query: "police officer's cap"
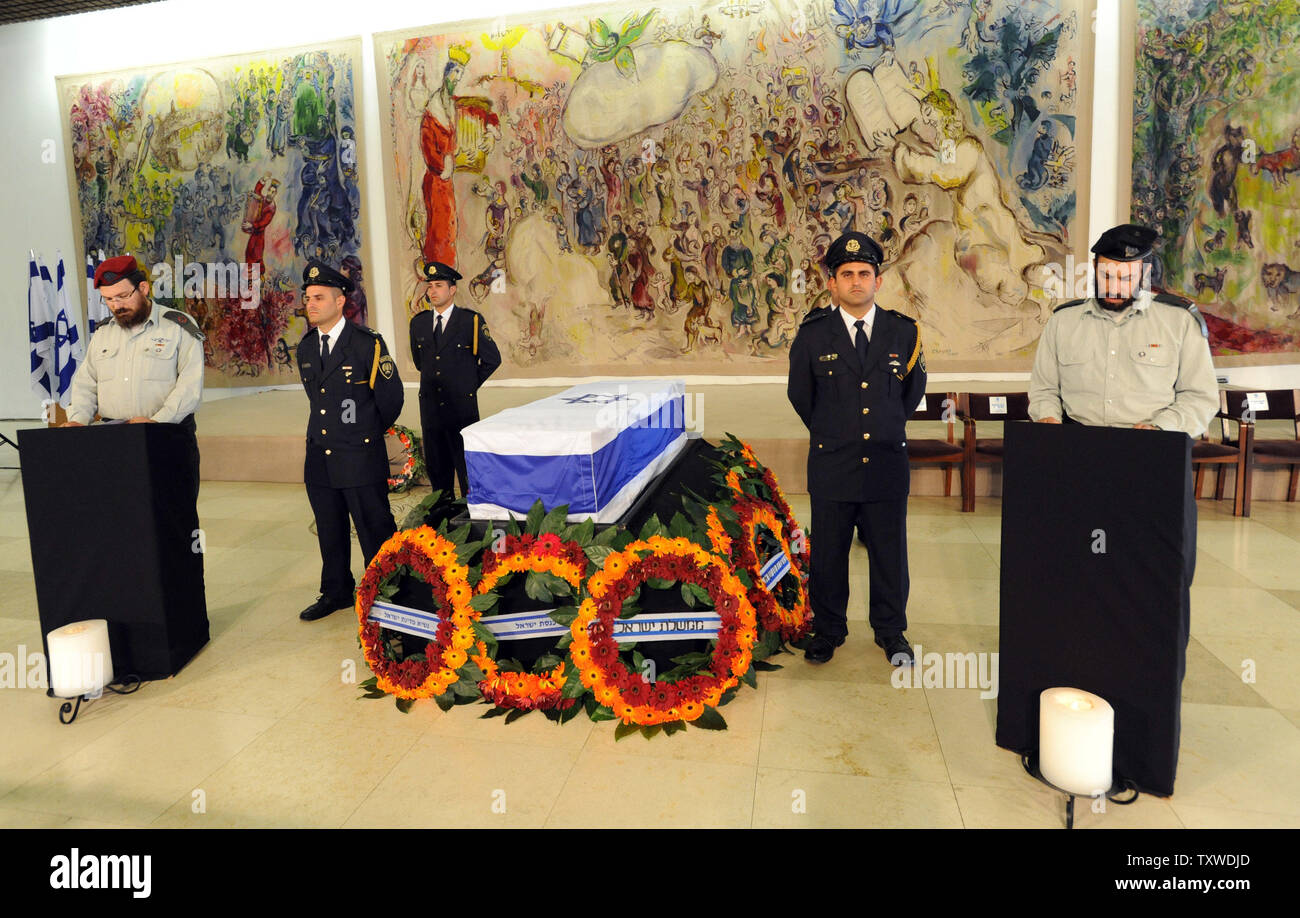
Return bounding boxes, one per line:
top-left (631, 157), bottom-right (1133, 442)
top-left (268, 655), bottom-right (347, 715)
top-left (93, 255), bottom-right (147, 288)
top-left (301, 259), bottom-right (354, 294)
top-left (824, 232), bottom-right (884, 272)
top-left (421, 261), bottom-right (462, 283)
top-left (1091, 224), bottom-right (1158, 262)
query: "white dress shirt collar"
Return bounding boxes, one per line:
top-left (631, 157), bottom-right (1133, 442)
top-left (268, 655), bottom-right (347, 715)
top-left (840, 304), bottom-right (876, 341)
top-left (319, 314), bottom-right (347, 349)
top-left (432, 302), bottom-right (455, 327)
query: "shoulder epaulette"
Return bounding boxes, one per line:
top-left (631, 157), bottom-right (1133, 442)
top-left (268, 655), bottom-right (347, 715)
top-left (886, 307), bottom-right (917, 324)
top-left (1154, 292), bottom-right (1209, 338)
top-left (800, 306), bottom-right (833, 325)
top-left (162, 309), bottom-right (205, 341)
top-left (350, 322), bottom-right (381, 339)
top-left (1053, 299), bottom-right (1086, 312)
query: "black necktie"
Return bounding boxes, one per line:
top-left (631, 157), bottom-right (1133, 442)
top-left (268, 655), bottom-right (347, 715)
top-left (434, 313), bottom-right (444, 346)
top-left (320, 333), bottom-right (330, 361)
top-left (854, 319), bottom-right (868, 364)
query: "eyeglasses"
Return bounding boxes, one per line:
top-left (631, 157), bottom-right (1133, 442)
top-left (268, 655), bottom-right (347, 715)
top-left (101, 286), bottom-right (139, 306)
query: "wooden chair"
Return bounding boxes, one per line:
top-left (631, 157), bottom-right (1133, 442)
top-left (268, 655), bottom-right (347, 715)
top-left (907, 392), bottom-right (963, 500)
top-left (1223, 389), bottom-right (1300, 516)
top-left (1191, 392), bottom-right (1250, 517)
top-left (957, 393), bottom-right (1031, 512)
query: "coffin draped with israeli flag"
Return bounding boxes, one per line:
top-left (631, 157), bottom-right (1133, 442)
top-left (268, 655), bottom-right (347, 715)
top-left (464, 380), bottom-right (688, 523)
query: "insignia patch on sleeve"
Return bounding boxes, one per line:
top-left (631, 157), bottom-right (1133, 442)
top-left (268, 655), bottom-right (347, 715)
top-left (379, 355), bottom-right (395, 379)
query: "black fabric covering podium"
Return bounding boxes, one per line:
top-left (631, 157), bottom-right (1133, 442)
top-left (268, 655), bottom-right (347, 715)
top-left (20, 425), bottom-right (209, 682)
top-left (995, 422), bottom-right (1194, 797)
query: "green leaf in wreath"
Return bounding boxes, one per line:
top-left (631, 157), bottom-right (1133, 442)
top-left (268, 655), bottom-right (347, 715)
top-left (591, 525), bottom-right (620, 546)
top-left (505, 514), bottom-right (521, 536)
top-left (555, 631), bottom-right (574, 650)
top-left (525, 500), bottom-right (546, 535)
top-left (680, 582), bottom-right (696, 608)
top-left (548, 606), bottom-right (579, 627)
top-left (537, 571), bottom-right (571, 596)
top-left (434, 691), bottom-right (456, 712)
top-left (480, 706), bottom-right (509, 719)
top-left (571, 518), bottom-right (596, 545)
top-left (641, 723), bottom-right (662, 739)
top-left (614, 721), bottom-right (639, 741)
top-left (559, 701), bottom-right (583, 724)
top-left (692, 706), bottom-right (728, 730)
top-left (741, 664), bottom-right (758, 689)
top-left (504, 708), bottom-right (532, 724)
top-left (645, 576), bottom-right (675, 590)
top-left (460, 660), bottom-right (486, 684)
top-left (524, 570), bottom-right (554, 603)
top-left (450, 677), bottom-right (480, 698)
top-left (752, 660), bottom-right (783, 672)
top-left (469, 592), bottom-right (499, 612)
top-left (668, 512), bottom-right (694, 540)
top-left (561, 664), bottom-right (587, 699)
top-left (540, 505), bottom-right (570, 535)
top-left (588, 703), bottom-right (618, 722)
top-left (532, 653), bottom-right (563, 672)
top-left (584, 544), bottom-right (615, 567)
top-left (638, 514), bottom-right (665, 541)
top-left (394, 696), bottom-right (415, 714)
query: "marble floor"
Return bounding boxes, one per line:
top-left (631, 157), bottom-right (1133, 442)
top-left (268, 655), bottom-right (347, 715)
top-left (1, 467), bottom-right (1298, 829)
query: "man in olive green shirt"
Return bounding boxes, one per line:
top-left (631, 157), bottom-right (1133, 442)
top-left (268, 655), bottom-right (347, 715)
top-left (63, 255), bottom-right (206, 497)
top-left (1029, 225), bottom-right (1218, 436)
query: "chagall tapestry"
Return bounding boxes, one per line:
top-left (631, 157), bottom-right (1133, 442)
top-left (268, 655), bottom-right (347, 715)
top-left (1133, 0), bottom-right (1300, 359)
top-left (377, 0), bottom-right (1089, 377)
top-left (57, 39), bottom-right (368, 386)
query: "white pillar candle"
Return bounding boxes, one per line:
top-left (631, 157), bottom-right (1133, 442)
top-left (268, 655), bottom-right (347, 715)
top-left (1039, 687), bottom-right (1114, 797)
top-left (47, 620), bottom-right (114, 699)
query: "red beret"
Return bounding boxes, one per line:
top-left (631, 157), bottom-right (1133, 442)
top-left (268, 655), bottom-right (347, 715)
top-left (93, 255), bottom-right (145, 288)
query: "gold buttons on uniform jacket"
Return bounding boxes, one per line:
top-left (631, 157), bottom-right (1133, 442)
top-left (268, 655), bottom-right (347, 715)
top-left (364, 438), bottom-right (370, 444)
top-left (862, 408), bottom-right (869, 414)
top-left (863, 433), bottom-right (870, 440)
top-left (320, 388), bottom-right (325, 394)
top-left (862, 457), bottom-right (869, 463)
top-left (319, 409), bottom-right (325, 414)
top-left (861, 382), bottom-right (868, 389)
top-left (321, 429), bottom-right (326, 435)
top-left (325, 449), bottom-right (332, 456)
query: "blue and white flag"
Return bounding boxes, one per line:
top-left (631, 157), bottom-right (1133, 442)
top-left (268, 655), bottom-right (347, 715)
top-left (53, 252), bottom-right (84, 408)
top-left (86, 250), bottom-right (110, 333)
top-left (28, 251), bottom-right (55, 405)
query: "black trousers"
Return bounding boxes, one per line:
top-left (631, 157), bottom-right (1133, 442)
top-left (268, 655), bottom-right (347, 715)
top-left (809, 496), bottom-right (910, 642)
top-left (306, 480), bottom-right (396, 599)
top-left (421, 411), bottom-right (470, 498)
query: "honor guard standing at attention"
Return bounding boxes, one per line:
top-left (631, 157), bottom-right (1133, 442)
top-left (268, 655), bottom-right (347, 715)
top-left (409, 261), bottom-right (502, 498)
top-left (63, 254), bottom-right (205, 500)
top-left (297, 260), bottom-right (405, 621)
top-left (788, 231), bottom-right (927, 667)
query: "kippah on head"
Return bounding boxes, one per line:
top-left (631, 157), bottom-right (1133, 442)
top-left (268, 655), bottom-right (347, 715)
top-left (93, 255), bottom-right (146, 289)
top-left (301, 259), bottom-right (355, 294)
top-left (1091, 224), bottom-right (1158, 262)
top-left (421, 260), bottom-right (463, 283)
top-left (823, 231), bottom-right (884, 273)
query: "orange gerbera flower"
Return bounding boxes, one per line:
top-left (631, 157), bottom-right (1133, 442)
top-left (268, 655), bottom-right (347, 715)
top-left (443, 647), bottom-right (468, 670)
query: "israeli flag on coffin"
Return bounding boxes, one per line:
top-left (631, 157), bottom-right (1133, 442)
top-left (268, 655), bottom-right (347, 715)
top-left (464, 379), bottom-right (688, 523)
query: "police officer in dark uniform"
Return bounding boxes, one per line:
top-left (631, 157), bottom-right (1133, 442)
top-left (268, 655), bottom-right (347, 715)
top-left (408, 261), bottom-right (502, 498)
top-left (788, 231), bottom-right (927, 666)
top-left (296, 260), bottom-right (405, 621)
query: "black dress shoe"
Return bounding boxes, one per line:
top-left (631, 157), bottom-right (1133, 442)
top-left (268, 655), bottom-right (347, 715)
top-left (804, 634), bottom-right (843, 664)
top-left (875, 632), bottom-right (914, 667)
top-left (299, 594), bottom-right (353, 621)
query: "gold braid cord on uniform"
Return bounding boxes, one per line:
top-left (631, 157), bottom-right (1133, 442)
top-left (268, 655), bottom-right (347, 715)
top-left (905, 327), bottom-right (923, 374)
top-left (473, 314), bottom-right (479, 356)
top-left (369, 339), bottom-right (381, 388)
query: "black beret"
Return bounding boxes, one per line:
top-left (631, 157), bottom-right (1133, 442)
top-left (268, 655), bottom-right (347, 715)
top-left (301, 259), bottom-right (354, 293)
top-left (824, 231), bottom-right (884, 272)
top-left (1091, 224), bottom-right (1158, 262)
top-left (421, 261), bottom-right (462, 283)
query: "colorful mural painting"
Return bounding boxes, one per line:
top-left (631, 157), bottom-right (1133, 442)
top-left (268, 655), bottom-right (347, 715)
top-left (377, 0), bottom-right (1087, 377)
top-left (1133, 0), bottom-right (1300, 357)
top-left (58, 40), bottom-right (367, 385)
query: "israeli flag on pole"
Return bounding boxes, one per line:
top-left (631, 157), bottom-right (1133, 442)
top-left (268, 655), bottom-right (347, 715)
top-left (28, 251), bottom-right (55, 407)
top-left (87, 251), bottom-right (110, 333)
top-left (53, 252), bottom-right (84, 408)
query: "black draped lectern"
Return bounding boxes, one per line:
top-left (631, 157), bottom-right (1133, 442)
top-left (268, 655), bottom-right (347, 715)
top-left (996, 422), bottom-right (1194, 797)
top-left (20, 424), bottom-right (209, 681)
